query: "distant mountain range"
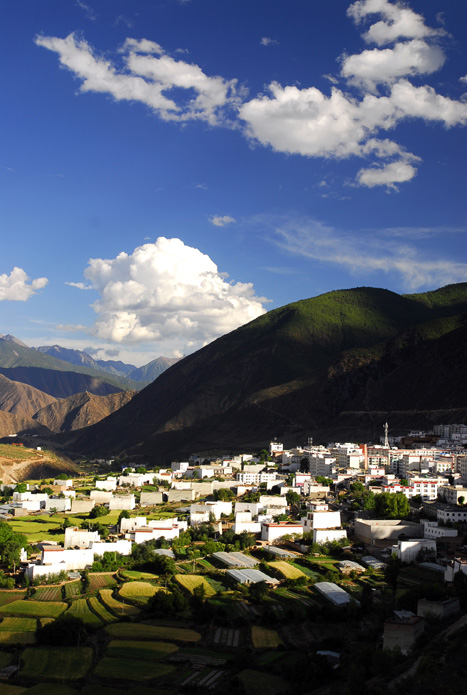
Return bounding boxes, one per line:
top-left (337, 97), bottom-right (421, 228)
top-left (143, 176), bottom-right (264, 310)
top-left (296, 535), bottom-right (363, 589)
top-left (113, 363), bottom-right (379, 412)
top-left (64, 283), bottom-right (467, 463)
top-left (0, 336), bottom-right (179, 437)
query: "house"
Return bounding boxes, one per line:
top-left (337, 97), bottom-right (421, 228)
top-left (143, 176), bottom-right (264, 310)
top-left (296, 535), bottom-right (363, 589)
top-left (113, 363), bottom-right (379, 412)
top-left (109, 494), bottom-right (136, 510)
top-left (90, 490), bottom-right (113, 505)
top-left (393, 539), bottom-right (437, 563)
top-left (95, 477), bottom-right (117, 491)
top-left (354, 519), bottom-right (423, 547)
top-left (140, 491), bottom-right (163, 506)
top-left (64, 526), bottom-right (100, 549)
top-left (301, 508), bottom-right (347, 544)
top-left (383, 611), bottom-right (424, 654)
top-left (71, 499), bottom-right (95, 514)
top-left (261, 522), bottom-right (303, 543)
top-left (417, 597), bottom-right (460, 619)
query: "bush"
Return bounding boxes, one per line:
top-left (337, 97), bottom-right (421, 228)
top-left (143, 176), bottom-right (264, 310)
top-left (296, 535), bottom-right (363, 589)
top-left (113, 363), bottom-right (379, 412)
top-left (37, 615), bottom-right (86, 646)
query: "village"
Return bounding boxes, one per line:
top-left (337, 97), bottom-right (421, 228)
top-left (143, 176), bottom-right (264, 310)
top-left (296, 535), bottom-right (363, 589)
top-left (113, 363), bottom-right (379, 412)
top-left (0, 424), bottom-right (466, 694)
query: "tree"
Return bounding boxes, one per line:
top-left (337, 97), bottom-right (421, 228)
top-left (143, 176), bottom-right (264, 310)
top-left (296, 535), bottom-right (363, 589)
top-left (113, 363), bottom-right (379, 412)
top-left (118, 510), bottom-right (131, 522)
top-left (286, 490), bottom-right (301, 507)
top-left (89, 505), bottom-right (109, 519)
top-left (458, 496), bottom-right (465, 506)
top-left (215, 488), bottom-right (235, 501)
top-left (56, 473), bottom-right (70, 480)
top-left (15, 483), bottom-right (28, 493)
top-left (37, 615), bottom-right (86, 646)
top-left (0, 521), bottom-right (28, 572)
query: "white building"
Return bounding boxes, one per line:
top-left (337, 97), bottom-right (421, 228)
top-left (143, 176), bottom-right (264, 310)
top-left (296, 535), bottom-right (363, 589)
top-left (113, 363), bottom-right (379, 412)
top-left (393, 539), bottom-right (437, 563)
top-left (439, 485), bottom-right (467, 506)
top-left (109, 494), bottom-right (136, 510)
top-left (95, 477), bottom-right (117, 491)
top-left (64, 526), bottom-right (100, 549)
top-left (261, 522), bottom-right (303, 543)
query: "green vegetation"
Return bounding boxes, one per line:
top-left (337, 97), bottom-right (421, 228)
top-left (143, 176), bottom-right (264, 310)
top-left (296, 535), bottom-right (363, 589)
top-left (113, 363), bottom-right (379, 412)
top-left (174, 574), bottom-right (216, 596)
top-left (20, 646), bottom-right (93, 680)
top-left (251, 626), bottom-right (283, 649)
top-left (106, 639), bottom-right (178, 660)
top-left (66, 599), bottom-right (103, 627)
top-left (119, 581), bottom-right (160, 604)
top-left (105, 622), bottom-right (201, 642)
top-left (99, 589), bottom-right (140, 617)
top-left (0, 617), bottom-right (37, 632)
top-left (0, 522), bottom-right (28, 571)
top-left (237, 669), bottom-right (291, 695)
top-left (88, 597), bottom-right (119, 624)
top-left (2, 601), bottom-right (67, 618)
top-left (0, 591), bottom-right (26, 606)
top-left (119, 570), bottom-right (157, 580)
top-left (268, 561), bottom-right (306, 580)
top-left (94, 657), bottom-right (174, 681)
top-left (33, 586), bottom-right (63, 601)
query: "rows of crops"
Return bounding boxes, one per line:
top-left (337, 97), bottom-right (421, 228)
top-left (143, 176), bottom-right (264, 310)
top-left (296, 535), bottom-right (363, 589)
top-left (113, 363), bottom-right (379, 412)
top-left (33, 586), bottom-right (62, 601)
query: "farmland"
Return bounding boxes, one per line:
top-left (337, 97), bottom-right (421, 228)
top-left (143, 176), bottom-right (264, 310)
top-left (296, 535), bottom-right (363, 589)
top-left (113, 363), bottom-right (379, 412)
top-left (119, 570), bottom-right (157, 580)
top-left (0, 618), bottom-right (37, 632)
top-left (118, 581), bottom-right (160, 604)
top-left (87, 597), bottom-right (118, 624)
top-left (93, 657), bottom-right (174, 681)
top-left (20, 647), bottom-right (93, 680)
top-left (2, 601), bottom-right (67, 618)
top-left (66, 599), bottom-right (103, 628)
top-left (105, 622), bottom-right (201, 642)
top-left (99, 590), bottom-right (140, 617)
top-left (174, 574), bottom-right (216, 596)
top-left (106, 639), bottom-right (178, 660)
top-left (33, 586), bottom-right (63, 601)
top-left (87, 574), bottom-right (116, 591)
top-left (251, 626), bottom-right (283, 649)
top-left (268, 561), bottom-right (306, 580)
top-left (0, 591), bottom-right (26, 606)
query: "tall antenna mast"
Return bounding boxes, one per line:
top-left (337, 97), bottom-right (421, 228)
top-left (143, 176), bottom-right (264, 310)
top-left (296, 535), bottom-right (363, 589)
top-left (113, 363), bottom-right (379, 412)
top-left (384, 422), bottom-right (389, 449)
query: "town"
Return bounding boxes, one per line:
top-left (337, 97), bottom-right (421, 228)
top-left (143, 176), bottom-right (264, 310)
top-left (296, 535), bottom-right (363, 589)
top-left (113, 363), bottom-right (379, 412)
top-left (0, 423), bottom-right (466, 694)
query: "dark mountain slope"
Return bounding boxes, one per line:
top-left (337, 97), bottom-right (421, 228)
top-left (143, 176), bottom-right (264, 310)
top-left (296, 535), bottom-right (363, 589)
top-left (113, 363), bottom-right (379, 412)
top-left (34, 389), bottom-right (137, 433)
top-left (0, 374), bottom-right (56, 417)
top-left (65, 284), bottom-right (467, 461)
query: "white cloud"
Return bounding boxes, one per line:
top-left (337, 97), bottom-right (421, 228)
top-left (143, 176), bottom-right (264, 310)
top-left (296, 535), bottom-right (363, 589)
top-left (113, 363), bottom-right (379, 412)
top-left (81, 238), bottom-right (268, 350)
top-left (0, 267), bottom-right (48, 301)
top-left (35, 2), bottom-right (467, 189)
top-left (209, 215), bottom-right (236, 227)
top-left (356, 160), bottom-right (418, 189)
top-left (35, 33), bottom-right (241, 126)
top-left (260, 37), bottom-right (279, 47)
top-left (460, 75), bottom-right (467, 84)
top-left (65, 281), bottom-right (93, 290)
top-left (347, 0), bottom-right (443, 46)
top-left (76, 1), bottom-right (96, 22)
top-left (341, 40), bottom-right (445, 90)
top-left (265, 215), bottom-right (467, 290)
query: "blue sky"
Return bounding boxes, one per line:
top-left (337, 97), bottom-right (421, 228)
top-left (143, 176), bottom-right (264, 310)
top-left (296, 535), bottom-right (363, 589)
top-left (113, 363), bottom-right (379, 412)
top-left (1, 0), bottom-right (466, 366)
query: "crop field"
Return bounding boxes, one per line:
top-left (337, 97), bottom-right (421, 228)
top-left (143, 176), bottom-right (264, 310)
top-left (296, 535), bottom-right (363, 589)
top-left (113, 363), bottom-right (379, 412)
top-left (106, 639), bottom-right (178, 661)
top-left (7, 516), bottom-right (65, 543)
top-left (2, 600), bottom-right (67, 618)
top-left (20, 646), bottom-right (93, 680)
top-left (88, 597), bottom-right (118, 624)
top-left (0, 617), bottom-right (37, 632)
top-left (251, 626), bottom-right (283, 649)
top-left (106, 622), bottom-right (201, 643)
top-left (27, 685), bottom-right (78, 695)
top-left (88, 574), bottom-right (117, 591)
top-left (119, 570), bottom-right (158, 580)
top-left (0, 685), bottom-right (27, 695)
top-left (0, 632), bottom-right (36, 645)
top-left (118, 581), bottom-right (159, 603)
top-left (64, 582), bottom-right (81, 599)
top-left (99, 590), bottom-right (140, 617)
top-left (66, 599), bottom-right (103, 627)
top-left (212, 626), bottom-right (241, 648)
top-left (0, 591), bottom-right (26, 606)
top-left (94, 657), bottom-right (174, 682)
top-left (237, 669), bottom-right (291, 695)
top-left (0, 652), bottom-right (13, 668)
top-left (268, 561), bottom-right (306, 580)
top-left (33, 586), bottom-right (63, 601)
top-left (174, 574), bottom-right (216, 596)
top-left (0, 443), bottom-right (38, 460)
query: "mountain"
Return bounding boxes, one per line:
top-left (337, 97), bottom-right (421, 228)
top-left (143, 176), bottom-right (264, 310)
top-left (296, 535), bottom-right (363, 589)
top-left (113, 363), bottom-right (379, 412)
top-left (35, 344), bottom-right (100, 369)
top-left (0, 374), bottom-right (56, 417)
top-left (0, 334), bottom-right (29, 348)
top-left (66, 283), bottom-right (467, 463)
top-left (0, 337), bottom-right (141, 397)
top-left (127, 356), bottom-right (180, 382)
top-left (96, 359), bottom-right (136, 377)
top-left (33, 390), bottom-right (137, 433)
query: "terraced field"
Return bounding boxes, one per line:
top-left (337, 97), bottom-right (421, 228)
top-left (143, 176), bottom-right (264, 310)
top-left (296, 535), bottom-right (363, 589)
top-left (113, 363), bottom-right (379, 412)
top-left (33, 586), bottom-right (63, 601)
top-left (64, 582), bottom-right (81, 599)
top-left (20, 646), bottom-right (93, 680)
top-left (88, 597), bottom-right (119, 624)
top-left (106, 639), bottom-right (178, 661)
top-left (94, 657), bottom-right (174, 681)
top-left (2, 600), bottom-right (67, 618)
top-left (106, 622), bottom-right (201, 642)
top-left (251, 626), bottom-right (283, 649)
top-left (66, 599), bottom-right (103, 627)
top-left (0, 591), bottom-right (27, 606)
top-left (268, 561), bottom-right (306, 580)
top-left (119, 570), bottom-right (158, 580)
top-left (88, 574), bottom-right (117, 591)
top-left (118, 581), bottom-right (160, 604)
top-left (0, 617), bottom-right (37, 632)
top-left (175, 574), bottom-right (216, 596)
top-left (99, 590), bottom-right (140, 617)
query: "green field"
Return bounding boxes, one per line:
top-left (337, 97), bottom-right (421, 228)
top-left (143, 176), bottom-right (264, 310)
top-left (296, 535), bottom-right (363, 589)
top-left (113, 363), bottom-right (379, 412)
top-left (0, 685), bottom-right (28, 695)
top-left (88, 597), bottom-right (119, 624)
top-left (6, 517), bottom-right (65, 543)
top-left (0, 443), bottom-right (38, 460)
top-left (64, 582), bottom-right (81, 599)
top-left (237, 669), bottom-right (291, 695)
top-left (106, 623), bottom-right (201, 643)
top-left (88, 574), bottom-right (117, 591)
top-left (99, 590), bottom-right (140, 617)
top-left (0, 632), bottom-right (36, 645)
top-left (20, 646), bottom-right (93, 680)
top-left (0, 653), bottom-right (13, 668)
top-left (2, 601), bottom-right (67, 618)
top-left (119, 570), bottom-right (158, 580)
top-left (0, 591), bottom-right (27, 606)
top-left (268, 561), bottom-right (306, 580)
top-left (0, 617), bottom-right (37, 632)
top-left (106, 639), bottom-right (178, 661)
top-left (118, 581), bottom-right (160, 604)
top-left (174, 574), bottom-right (216, 596)
top-left (94, 657), bottom-right (174, 682)
top-left (251, 626), bottom-right (283, 649)
top-left (33, 586), bottom-right (63, 601)
top-left (66, 599), bottom-right (103, 627)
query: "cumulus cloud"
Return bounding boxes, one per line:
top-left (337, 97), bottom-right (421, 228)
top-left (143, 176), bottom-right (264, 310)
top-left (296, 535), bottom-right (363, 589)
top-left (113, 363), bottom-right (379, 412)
top-left (81, 238), bottom-right (268, 349)
top-left (35, 1), bottom-right (467, 188)
top-left (209, 215), bottom-right (236, 227)
top-left (35, 33), bottom-right (241, 126)
top-left (0, 267), bottom-right (48, 301)
top-left (264, 215), bottom-right (467, 290)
